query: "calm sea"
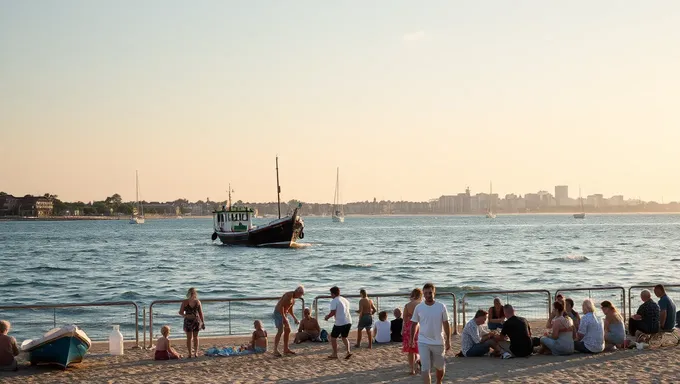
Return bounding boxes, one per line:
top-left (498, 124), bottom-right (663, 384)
top-left (2, 215), bottom-right (679, 343)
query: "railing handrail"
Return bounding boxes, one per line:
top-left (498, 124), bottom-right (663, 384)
top-left (555, 286), bottom-right (626, 320)
top-left (312, 292), bottom-right (458, 335)
top-left (0, 301), bottom-right (139, 348)
top-left (148, 296), bottom-right (305, 348)
top-left (461, 289), bottom-right (551, 325)
top-left (628, 284), bottom-right (680, 320)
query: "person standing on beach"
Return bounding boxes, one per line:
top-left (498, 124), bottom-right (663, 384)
top-left (403, 288), bottom-right (423, 375)
top-left (178, 288), bottom-right (205, 358)
top-left (355, 289), bottom-right (377, 349)
top-left (324, 286), bottom-right (353, 359)
top-left (409, 283), bottom-right (450, 384)
top-left (272, 285), bottom-right (304, 357)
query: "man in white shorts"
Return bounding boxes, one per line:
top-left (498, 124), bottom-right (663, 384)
top-left (409, 283), bottom-right (451, 384)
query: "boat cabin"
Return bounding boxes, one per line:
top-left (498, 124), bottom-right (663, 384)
top-left (214, 206), bottom-right (255, 233)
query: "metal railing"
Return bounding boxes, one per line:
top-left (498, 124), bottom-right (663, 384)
top-left (148, 296), bottom-right (305, 348)
top-left (628, 284), bottom-right (680, 320)
top-left (461, 290), bottom-right (551, 325)
top-left (312, 292), bottom-right (458, 335)
top-left (0, 301), bottom-right (140, 347)
top-left (555, 286), bottom-right (626, 320)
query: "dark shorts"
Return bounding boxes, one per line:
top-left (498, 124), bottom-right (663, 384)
top-left (331, 324), bottom-right (352, 338)
top-left (357, 314), bottom-right (373, 331)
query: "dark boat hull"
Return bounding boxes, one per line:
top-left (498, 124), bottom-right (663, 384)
top-left (214, 209), bottom-right (304, 247)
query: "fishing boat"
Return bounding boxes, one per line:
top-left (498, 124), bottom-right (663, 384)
top-left (20, 325), bottom-right (91, 369)
top-left (574, 186), bottom-right (586, 219)
top-left (485, 182), bottom-right (496, 219)
top-left (210, 158), bottom-right (304, 247)
top-left (331, 167), bottom-right (345, 223)
top-left (129, 170), bottom-right (145, 224)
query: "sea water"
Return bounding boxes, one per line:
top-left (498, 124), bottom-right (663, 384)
top-left (1, 214), bottom-right (679, 341)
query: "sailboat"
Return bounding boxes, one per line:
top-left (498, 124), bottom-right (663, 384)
top-left (574, 186), bottom-right (585, 219)
top-left (129, 170), bottom-right (145, 224)
top-left (485, 182), bottom-right (496, 219)
top-left (332, 167), bottom-right (345, 223)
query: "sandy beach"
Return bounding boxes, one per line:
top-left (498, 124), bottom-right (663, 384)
top-left (2, 329), bottom-right (679, 384)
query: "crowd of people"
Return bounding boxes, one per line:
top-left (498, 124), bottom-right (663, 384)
top-left (1, 284), bottom-right (678, 384)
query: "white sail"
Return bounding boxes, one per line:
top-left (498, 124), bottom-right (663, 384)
top-left (130, 170), bottom-right (145, 224)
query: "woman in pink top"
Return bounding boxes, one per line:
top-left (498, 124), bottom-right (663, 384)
top-left (402, 288), bottom-right (422, 375)
top-left (0, 320), bottom-right (20, 371)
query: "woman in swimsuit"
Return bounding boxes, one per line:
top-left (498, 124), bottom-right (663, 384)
top-left (488, 297), bottom-right (505, 330)
top-left (178, 287), bottom-right (205, 358)
top-left (402, 288), bottom-right (423, 375)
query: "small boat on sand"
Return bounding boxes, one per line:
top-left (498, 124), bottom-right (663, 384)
top-left (21, 325), bottom-right (91, 369)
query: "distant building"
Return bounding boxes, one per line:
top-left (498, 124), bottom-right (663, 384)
top-left (15, 195), bottom-right (53, 217)
top-left (525, 193), bottom-right (541, 210)
top-left (0, 194), bottom-right (19, 215)
top-left (555, 186), bottom-right (569, 205)
top-left (609, 195), bottom-right (624, 206)
top-left (439, 195), bottom-right (455, 214)
top-left (586, 194), bottom-right (605, 208)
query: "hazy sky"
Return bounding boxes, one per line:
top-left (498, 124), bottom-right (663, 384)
top-left (2, 1), bottom-right (679, 203)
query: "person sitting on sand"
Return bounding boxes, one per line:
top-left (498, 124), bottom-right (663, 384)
top-left (294, 308), bottom-right (321, 344)
top-left (488, 297), bottom-right (505, 331)
top-left (324, 286), bottom-right (353, 360)
top-left (391, 308), bottom-right (403, 342)
top-left (494, 304), bottom-right (533, 359)
top-left (545, 294), bottom-right (566, 328)
top-left (461, 310), bottom-right (500, 357)
top-left (601, 301), bottom-right (625, 350)
top-left (629, 290), bottom-right (660, 337)
top-left (574, 299), bottom-right (604, 354)
top-left (654, 284), bottom-right (676, 332)
top-left (539, 302), bottom-right (574, 356)
top-left (272, 285), bottom-right (304, 357)
top-left (179, 287), bottom-right (205, 358)
top-left (355, 289), bottom-right (377, 349)
top-left (244, 320), bottom-right (268, 353)
top-left (0, 320), bottom-right (20, 371)
top-left (373, 311), bottom-right (391, 344)
top-left (565, 298), bottom-right (581, 338)
top-left (155, 325), bottom-right (182, 360)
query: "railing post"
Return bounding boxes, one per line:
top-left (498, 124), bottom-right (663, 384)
top-left (134, 303), bottom-right (139, 348)
top-left (148, 303), bottom-right (154, 349)
top-left (53, 308), bottom-right (56, 328)
top-left (376, 297), bottom-right (380, 312)
top-left (228, 301), bottom-right (232, 335)
top-left (142, 307), bottom-right (146, 350)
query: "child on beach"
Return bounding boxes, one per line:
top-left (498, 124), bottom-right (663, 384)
top-left (154, 325), bottom-right (182, 360)
top-left (0, 320), bottom-right (20, 371)
top-left (373, 311), bottom-right (391, 344)
top-left (243, 320), bottom-right (268, 353)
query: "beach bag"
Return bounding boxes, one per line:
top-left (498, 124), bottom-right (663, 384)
top-left (319, 329), bottom-right (329, 342)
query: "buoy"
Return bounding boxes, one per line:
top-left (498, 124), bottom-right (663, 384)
top-left (211, 232), bottom-right (217, 241)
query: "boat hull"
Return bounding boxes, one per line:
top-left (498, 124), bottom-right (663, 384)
top-left (332, 215), bottom-right (344, 223)
top-left (22, 326), bottom-right (91, 369)
top-left (129, 217), bottom-right (145, 224)
top-left (214, 209), bottom-right (304, 247)
top-left (573, 213), bottom-right (586, 219)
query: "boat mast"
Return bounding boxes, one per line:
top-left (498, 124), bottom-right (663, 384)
top-left (228, 183), bottom-right (232, 210)
top-left (276, 156), bottom-right (281, 219)
top-left (579, 186), bottom-right (584, 212)
top-left (135, 170), bottom-right (139, 216)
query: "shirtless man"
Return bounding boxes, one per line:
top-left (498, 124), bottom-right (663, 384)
top-left (272, 285), bottom-right (304, 356)
top-left (355, 289), bottom-right (377, 349)
top-left (294, 308), bottom-right (321, 344)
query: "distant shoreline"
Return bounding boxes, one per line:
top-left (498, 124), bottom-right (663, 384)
top-left (1, 211), bottom-right (679, 222)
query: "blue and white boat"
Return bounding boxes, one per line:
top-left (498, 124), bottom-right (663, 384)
top-left (21, 325), bottom-right (91, 369)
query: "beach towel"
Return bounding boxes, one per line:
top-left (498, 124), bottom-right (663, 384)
top-left (204, 346), bottom-right (266, 357)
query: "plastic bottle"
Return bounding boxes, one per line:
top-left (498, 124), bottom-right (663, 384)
top-left (109, 325), bottom-right (124, 356)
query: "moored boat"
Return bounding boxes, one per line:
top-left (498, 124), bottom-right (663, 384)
top-left (21, 325), bottom-right (91, 369)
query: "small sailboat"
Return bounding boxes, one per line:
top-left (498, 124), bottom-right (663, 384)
top-left (332, 167), bottom-right (345, 223)
top-left (129, 170), bottom-right (145, 224)
top-left (574, 186), bottom-right (585, 219)
top-left (21, 325), bottom-right (91, 369)
top-left (485, 182), bottom-right (496, 219)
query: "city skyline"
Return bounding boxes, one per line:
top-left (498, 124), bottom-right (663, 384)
top-left (2, 2), bottom-right (679, 203)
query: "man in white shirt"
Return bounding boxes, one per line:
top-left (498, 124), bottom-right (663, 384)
top-left (461, 310), bottom-right (500, 357)
top-left (324, 286), bottom-right (353, 359)
top-left (409, 283), bottom-right (451, 384)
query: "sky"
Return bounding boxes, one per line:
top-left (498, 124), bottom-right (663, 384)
top-left (1, 1), bottom-right (679, 203)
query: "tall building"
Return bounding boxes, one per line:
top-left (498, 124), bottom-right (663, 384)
top-left (555, 185), bottom-right (569, 204)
